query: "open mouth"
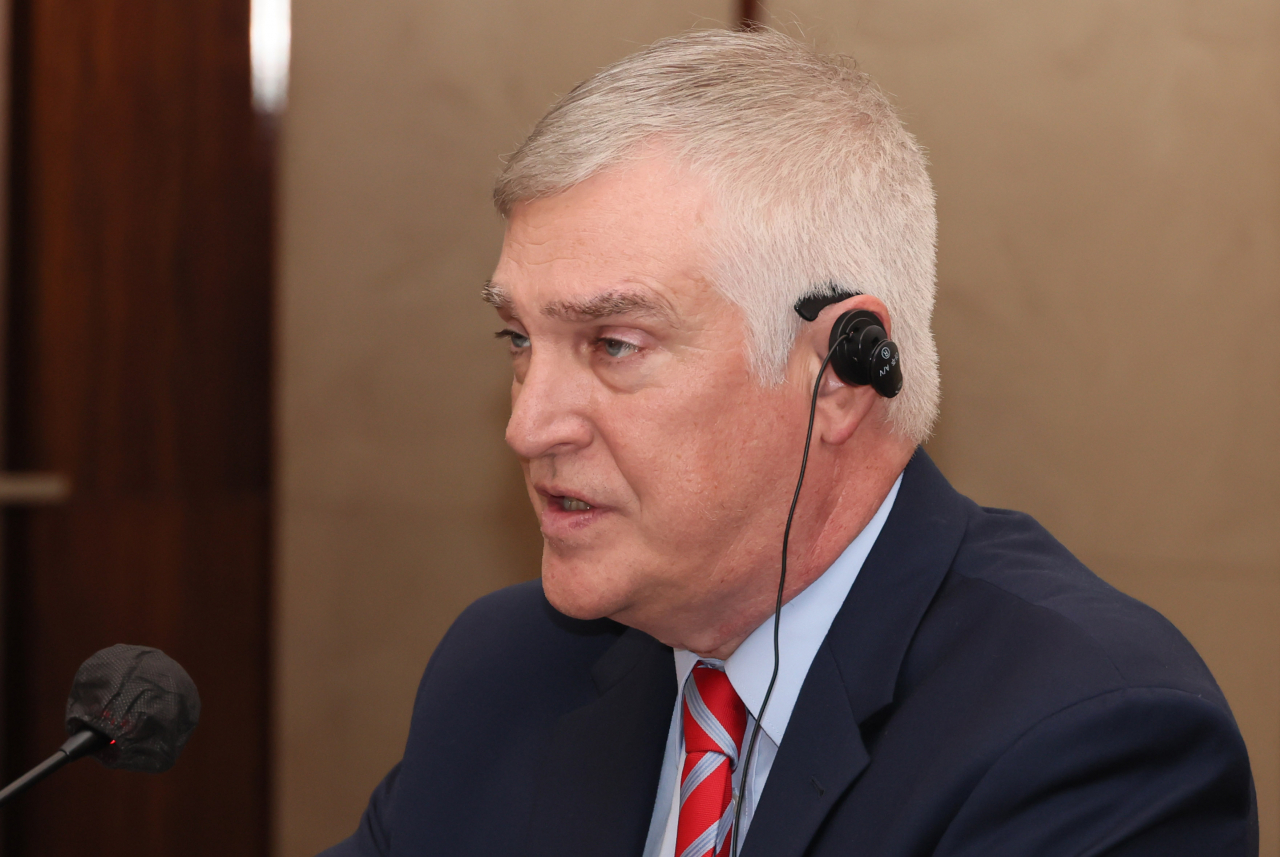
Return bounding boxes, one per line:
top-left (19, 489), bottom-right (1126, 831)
top-left (553, 495), bottom-right (593, 512)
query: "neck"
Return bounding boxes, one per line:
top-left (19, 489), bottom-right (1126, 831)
top-left (683, 437), bottom-right (915, 660)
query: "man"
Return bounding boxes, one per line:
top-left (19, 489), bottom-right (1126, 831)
top-left (322, 29), bottom-right (1255, 857)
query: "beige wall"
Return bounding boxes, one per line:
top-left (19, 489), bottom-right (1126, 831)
top-left (772, 0), bottom-right (1279, 850)
top-left (273, 3), bottom-right (731, 855)
top-left (275, 2), bottom-right (1279, 855)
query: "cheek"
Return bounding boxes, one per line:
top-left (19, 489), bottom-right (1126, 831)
top-left (608, 382), bottom-right (800, 534)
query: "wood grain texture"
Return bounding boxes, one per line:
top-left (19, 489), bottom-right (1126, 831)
top-left (2, 0), bottom-right (273, 853)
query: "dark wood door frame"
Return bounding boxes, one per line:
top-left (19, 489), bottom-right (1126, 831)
top-left (1, 1), bottom-right (274, 854)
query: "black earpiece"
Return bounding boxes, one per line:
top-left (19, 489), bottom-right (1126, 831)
top-left (828, 310), bottom-right (902, 398)
top-left (793, 288), bottom-right (903, 399)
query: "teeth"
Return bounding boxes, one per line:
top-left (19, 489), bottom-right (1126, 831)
top-left (560, 496), bottom-right (592, 512)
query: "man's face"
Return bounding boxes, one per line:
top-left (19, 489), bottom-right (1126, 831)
top-left (488, 156), bottom-right (811, 646)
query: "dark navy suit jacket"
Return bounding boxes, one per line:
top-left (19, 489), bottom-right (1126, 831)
top-left (322, 451), bottom-right (1257, 856)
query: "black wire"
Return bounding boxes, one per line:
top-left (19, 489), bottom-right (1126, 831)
top-left (730, 336), bottom-right (844, 857)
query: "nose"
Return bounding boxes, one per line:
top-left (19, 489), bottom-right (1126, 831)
top-left (505, 349), bottom-right (594, 460)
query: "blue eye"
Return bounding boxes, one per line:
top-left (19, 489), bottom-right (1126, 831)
top-left (600, 338), bottom-right (637, 358)
top-left (496, 329), bottom-right (530, 350)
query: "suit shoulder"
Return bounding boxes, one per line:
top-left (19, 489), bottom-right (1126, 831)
top-left (421, 579), bottom-right (626, 701)
top-left (934, 503), bottom-right (1224, 704)
top-left (447, 579), bottom-right (622, 642)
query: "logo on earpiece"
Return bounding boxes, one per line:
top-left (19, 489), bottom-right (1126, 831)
top-left (878, 351), bottom-right (899, 377)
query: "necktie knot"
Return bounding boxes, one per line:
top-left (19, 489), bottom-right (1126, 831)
top-left (682, 663), bottom-right (747, 764)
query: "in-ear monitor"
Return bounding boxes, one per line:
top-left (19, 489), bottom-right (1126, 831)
top-left (793, 288), bottom-right (903, 399)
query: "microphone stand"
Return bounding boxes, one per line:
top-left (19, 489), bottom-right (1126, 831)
top-left (0, 730), bottom-right (109, 809)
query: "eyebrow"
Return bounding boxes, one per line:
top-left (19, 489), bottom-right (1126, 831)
top-left (481, 280), bottom-right (509, 309)
top-left (481, 281), bottom-right (675, 324)
top-left (543, 290), bottom-right (675, 323)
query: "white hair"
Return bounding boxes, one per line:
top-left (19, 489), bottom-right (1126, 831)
top-left (495, 28), bottom-right (940, 443)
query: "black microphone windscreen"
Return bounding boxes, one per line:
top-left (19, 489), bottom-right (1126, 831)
top-left (64, 644), bottom-right (201, 773)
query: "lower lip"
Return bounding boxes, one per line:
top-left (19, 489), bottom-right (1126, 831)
top-left (540, 501), bottom-right (609, 538)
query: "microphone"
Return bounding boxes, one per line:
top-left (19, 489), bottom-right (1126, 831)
top-left (0, 644), bottom-right (201, 808)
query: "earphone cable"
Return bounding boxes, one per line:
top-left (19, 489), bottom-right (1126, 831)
top-left (730, 336), bottom-right (844, 857)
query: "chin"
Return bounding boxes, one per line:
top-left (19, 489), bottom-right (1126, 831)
top-left (540, 552), bottom-right (631, 621)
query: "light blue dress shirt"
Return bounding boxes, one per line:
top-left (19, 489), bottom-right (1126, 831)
top-left (642, 474), bottom-right (902, 857)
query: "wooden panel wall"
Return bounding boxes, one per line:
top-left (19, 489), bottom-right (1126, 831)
top-left (2, 0), bottom-right (273, 854)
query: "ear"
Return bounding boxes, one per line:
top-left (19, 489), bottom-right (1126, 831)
top-left (798, 294), bottom-right (893, 447)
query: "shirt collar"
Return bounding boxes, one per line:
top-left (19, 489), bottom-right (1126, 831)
top-left (673, 473), bottom-right (902, 746)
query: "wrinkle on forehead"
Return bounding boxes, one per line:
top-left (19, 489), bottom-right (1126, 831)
top-left (486, 157), bottom-right (716, 325)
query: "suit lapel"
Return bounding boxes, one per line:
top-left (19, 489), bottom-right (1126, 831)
top-left (740, 646), bottom-right (868, 857)
top-left (742, 449), bottom-right (971, 857)
top-left (525, 626), bottom-right (676, 857)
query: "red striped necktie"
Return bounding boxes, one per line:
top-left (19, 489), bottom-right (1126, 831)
top-left (676, 662), bottom-right (748, 857)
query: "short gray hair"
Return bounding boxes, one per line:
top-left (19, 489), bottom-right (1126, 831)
top-left (495, 28), bottom-right (940, 442)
